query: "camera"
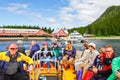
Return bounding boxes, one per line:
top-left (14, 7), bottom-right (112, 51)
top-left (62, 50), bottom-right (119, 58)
top-left (88, 66), bottom-right (93, 71)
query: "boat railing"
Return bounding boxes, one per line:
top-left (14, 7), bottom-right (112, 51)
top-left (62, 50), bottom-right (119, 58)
top-left (30, 50), bottom-right (63, 80)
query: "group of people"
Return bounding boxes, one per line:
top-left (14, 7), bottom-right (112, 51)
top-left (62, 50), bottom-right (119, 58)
top-left (29, 40), bottom-right (63, 73)
top-left (73, 41), bottom-right (120, 80)
top-left (0, 40), bottom-right (120, 80)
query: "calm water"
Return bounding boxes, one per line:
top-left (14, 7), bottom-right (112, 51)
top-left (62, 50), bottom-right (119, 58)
top-left (0, 39), bottom-right (120, 57)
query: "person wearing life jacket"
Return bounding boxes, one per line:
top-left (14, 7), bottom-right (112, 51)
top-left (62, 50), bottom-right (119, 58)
top-left (0, 43), bottom-right (34, 80)
top-left (62, 40), bottom-right (76, 70)
top-left (91, 45), bottom-right (114, 80)
top-left (92, 47), bottom-right (106, 70)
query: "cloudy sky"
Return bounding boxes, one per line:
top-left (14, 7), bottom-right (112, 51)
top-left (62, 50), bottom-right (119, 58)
top-left (0, 0), bottom-right (120, 29)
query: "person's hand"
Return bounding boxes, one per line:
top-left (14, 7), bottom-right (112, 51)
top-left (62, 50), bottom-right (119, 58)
top-left (92, 66), bottom-right (98, 73)
top-left (29, 65), bottom-right (34, 71)
top-left (116, 71), bottom-right (120, 78)
top-left (75, 60), bottom-right (79, 62)
top-left (44, 54), bottom-right (47, 58)
top-left (54, 58), bottom-right (57, 62)
top-left (65, 55), bottom-right (68, 58)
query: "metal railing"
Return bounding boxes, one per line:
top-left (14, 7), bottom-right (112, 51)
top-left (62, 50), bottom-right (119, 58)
top-left (30, 50), bottom-right (63, 80)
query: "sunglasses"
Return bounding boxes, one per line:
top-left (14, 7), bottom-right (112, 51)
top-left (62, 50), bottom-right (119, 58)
top-left (10, 48), bottom-right (18, 50)
top-left (106, 50), bottom-right (112, 52)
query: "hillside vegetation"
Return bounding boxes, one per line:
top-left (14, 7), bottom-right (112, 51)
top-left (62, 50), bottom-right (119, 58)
top-left (69, 6), bottom-right (120, 36)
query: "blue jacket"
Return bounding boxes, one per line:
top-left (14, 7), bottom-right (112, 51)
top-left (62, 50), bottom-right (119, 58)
top-left (0, 51), bottom-right (33, 75)
top-left (30, 44), bottom-right (40, 58)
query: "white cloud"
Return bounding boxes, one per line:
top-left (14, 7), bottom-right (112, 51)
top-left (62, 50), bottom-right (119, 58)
top-left (0, 3), bottom-right (28, 14)
top-left (0, 3), bottom-right (43, 20)
top-left (31, 12), bottom-right (42, 19)
top-left (59, 0), bottom-right (120, 29)
top-left (0, 0), bottom-right (120, 29)
top-left (47, 18), bottom-right (56, 23)
top-left (46, 17), bottom-right (61, 29)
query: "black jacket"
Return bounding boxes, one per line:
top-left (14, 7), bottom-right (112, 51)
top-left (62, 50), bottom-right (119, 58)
top-left (0, 66), bottom-right (4, 80)
top-left (41, 47), bottom-right (52, 57)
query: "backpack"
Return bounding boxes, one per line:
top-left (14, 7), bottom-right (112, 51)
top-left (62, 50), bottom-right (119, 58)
top-left (82, 70), bottom-right (93, 80)
top-left (76, 69), bottom-right (83, 80)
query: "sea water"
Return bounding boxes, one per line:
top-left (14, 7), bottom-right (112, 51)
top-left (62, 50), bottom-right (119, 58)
top-left (0, 39), bottom-right (120, 57)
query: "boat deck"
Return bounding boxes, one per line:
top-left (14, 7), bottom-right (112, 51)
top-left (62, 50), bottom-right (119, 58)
top-left (30, 68), bottom-right (76, 80)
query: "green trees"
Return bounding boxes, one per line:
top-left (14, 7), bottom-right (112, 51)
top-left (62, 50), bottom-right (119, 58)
top-left (86, 6), bottom-right (120, 36)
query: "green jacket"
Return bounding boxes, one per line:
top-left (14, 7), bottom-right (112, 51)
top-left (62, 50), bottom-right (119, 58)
top-left (107, 57), bottom-right (120, 80)
top-left (52, 46), bottom-right (62, 58)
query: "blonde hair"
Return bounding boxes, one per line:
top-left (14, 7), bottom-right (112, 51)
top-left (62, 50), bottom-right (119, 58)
top-left (99, 47), bottom-right (105, 53)
top-left (17, 40), bottom-right (23, 45)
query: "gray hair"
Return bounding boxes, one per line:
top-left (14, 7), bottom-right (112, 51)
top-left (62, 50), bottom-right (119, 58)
top-left (17, 40), bottom-right (23, 45)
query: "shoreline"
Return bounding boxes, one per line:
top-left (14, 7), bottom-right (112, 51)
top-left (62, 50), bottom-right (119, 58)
top-left (0, 36), bottom-right (120, 41)
top-left (85, 36), bottom-right (120, 40)
top-left (0, 37), bottom-right (51, 41)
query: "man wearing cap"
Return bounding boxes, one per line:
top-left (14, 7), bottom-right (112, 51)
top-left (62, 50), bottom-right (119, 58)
top-left (75, 42), bottom-right (99, 79)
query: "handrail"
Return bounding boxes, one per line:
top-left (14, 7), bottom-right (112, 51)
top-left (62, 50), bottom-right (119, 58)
top-left (30, 50), bottom-right (61, 80)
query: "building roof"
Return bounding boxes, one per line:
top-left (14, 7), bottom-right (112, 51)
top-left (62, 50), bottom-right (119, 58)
top-left (52, 29), bottom-right (68, 37)
top-left (0, 28), bottom-right (51, 37)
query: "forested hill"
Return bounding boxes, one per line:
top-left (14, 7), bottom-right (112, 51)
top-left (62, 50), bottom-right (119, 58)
top-left (87, 6), bottom-right (120, 36)
top-left (69, 6), bottom-right (120, 36)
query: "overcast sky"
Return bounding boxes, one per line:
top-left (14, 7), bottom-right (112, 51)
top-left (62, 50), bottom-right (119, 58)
top-left (0, 0), bottom-right (120, 29)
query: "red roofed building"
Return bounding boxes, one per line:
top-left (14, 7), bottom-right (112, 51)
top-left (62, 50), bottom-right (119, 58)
top-left (52, 29), bottom-right (68, 37)
top-left (36, 29), bottom-right (52, 36)
top-left (0, 28), bottom-right (51, 37)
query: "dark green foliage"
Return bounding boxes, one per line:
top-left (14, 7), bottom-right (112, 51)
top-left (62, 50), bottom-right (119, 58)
top-left (86, 6), bottom-right (120, 36)
top-left (68, 27), bottom-right (87, 35)
top-left (42, 27), bottom-right (54, 34)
